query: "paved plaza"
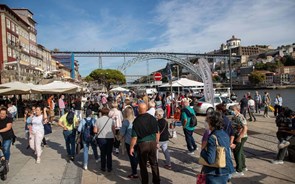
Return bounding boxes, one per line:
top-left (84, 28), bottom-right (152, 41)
top-left (5, 114), bottom-right (295, 184)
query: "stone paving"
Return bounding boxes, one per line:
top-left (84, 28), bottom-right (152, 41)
top-left (5, 113), bottom-right (295, 184)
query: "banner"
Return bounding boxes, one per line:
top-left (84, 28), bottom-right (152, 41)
top-left (198, 58), bottom-right (214, 106)
top-left (165, 63), bottom-right (172, 82)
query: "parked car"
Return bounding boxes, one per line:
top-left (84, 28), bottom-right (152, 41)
top-left (193, 96), bottom-right (238, 115)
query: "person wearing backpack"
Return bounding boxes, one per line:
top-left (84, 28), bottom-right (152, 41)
top-left (181, 99), bottom-right (197, 154)
top-left (58, 109), bottom-right (79, 161)
top-left (77, 109), bottom-right (99, 170)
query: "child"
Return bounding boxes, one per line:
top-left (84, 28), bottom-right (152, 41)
top-left (25, 109), bottom-right (33, 149)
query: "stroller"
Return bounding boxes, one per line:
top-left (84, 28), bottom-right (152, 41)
top-left (0, 135), bottom-right (8, 181)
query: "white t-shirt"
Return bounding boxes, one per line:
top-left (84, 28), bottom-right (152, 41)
top-left (248, 99), bottom-right (255, 107)
top-left (108, 108), bottom-right (123, 129)
top-left (95, 116), bottom-right (115, 139)
top-left (147, 107), bottom-right (156, 117)
top-left (32, 115), bottom-right (44, 133)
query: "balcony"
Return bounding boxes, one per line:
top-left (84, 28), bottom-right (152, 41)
top-left (28, 27), bottom-right (37, 34)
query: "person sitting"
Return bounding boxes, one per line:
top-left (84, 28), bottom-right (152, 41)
top-left (271, 107), bottom-right (295, 164)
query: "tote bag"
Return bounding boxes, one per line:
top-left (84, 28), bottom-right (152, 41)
top-left (198, 134), bottom-right (226, 168)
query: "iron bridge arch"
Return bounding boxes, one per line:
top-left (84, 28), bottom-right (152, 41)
top-left (118, 54), bottom-right (215, 104)
top-left (118, 54), bottom-right (203, 81)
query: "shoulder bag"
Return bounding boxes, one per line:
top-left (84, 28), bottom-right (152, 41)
top-left (92, 118), bottom-right (111, 141)
top-left (198, 134), bottom-right (226, 168)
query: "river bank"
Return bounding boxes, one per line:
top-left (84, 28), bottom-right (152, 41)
top-left (232, 84), bottom-right (295, 90)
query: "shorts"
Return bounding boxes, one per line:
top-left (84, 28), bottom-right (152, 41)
top-left (50, 110), bottom-right (55, 117)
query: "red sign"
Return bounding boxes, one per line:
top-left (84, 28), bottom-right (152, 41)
top-left (154, 72), bottom-right (162, 81)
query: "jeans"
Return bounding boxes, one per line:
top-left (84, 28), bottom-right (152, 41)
top-left (274, 105), bottom-right (282, 117)
top-left (97, 138), bottom-right (114, 171)
top-left (206, 174), bottom-right (229, 184)
top-left (254, 100), bottom-right (260, 113)
top-left (240, 107), bottom-right (247, 119)
top-left (248, 111), bottom-right (256, 121)
top-left (63, 130), bottom-right (76, 157)
top-left (137, 141), bottom-right (160, 184)
top-left (29, 130), bottom-right (44, 157)
top-left (2, 139), bottom-right (12, 161)
top-left (114, 129), bottom-right (120, 149)
top-left (60, 108), bottom-right (65, 116)
top-left (125, 143), bottom-right (138, 175)
top-left (183, 128), bottom-right (197, 152)
top-left (83, 140), bottom-right (99, 167)
top-left (276, 131), bottom-right (292, 161)
top-left (233, 137), bottom-right (247, 172)
top-left (157, 141), bottom-right (171, 165)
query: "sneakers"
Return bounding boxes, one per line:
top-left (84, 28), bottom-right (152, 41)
top-left (188, 151), bottom-right (195, 155)
top-left (96, 158), bottom-right (101, 163)
top-left (83, 165), bottom-right (88, 170)
top-left (271, 160), bottom-right (284, 164)
top-left (278, 140), bottom-right (290, 149)
top-left (232, 171), bottom-right (244, 177)
top-left (243, 167), bottom-right (248, 172)
top-left (36, 157), bottom-right (41, 164)
top-left (164, 165), bottom-right (172, 170)
top-left (115, 148), bottom-right (119, 154)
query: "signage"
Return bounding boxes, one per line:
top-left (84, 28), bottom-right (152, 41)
top-left (153, 72), bottom-right (162, 81)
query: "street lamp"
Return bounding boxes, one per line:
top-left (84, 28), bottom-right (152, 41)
top-left (229, 48), bottom-right (232, 95)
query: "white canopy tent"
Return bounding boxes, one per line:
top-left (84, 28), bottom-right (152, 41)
top-left (36, 81), bottom-right (82, 94)
top-left (110, 87), bottom-right (129, 92)
top-left (0, 81), bottom-right (41, 95)
top-left (160, 78), bottom-right (204, 88)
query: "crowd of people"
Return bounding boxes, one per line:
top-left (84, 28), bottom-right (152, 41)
top-left (0, 89), bottom-right (294, 184)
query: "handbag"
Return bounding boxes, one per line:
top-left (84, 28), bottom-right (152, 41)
top-left (198, 134), bottom-right (226, 168)
top-left (44, 123), bottom-right (52, 135)
top-left (196, 173), bottom-right (206, 184)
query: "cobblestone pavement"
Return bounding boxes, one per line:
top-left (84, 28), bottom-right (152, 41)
top-left (5, 113), bottom-right (295, 184)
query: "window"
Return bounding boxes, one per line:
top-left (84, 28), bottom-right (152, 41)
top-left (11, 23), bottom-right (15, 32)
top-left (6, 19), bottom-right (10, 29)
top-left (16, 26), bottom-right (19, 34)
top-left (8, 48), bottom-right (12, 57)
top-left (7, 32), bottom-right (11, 44)
top-left (214, 97), bottom-right (222, 103)
top-left (12, 49), bottom-right (16, 58)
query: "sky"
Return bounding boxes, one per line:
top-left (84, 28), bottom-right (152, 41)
top-left (3, 0), bottom-right (295, 78)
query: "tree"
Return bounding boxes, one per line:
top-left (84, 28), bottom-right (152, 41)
top-left (249, 71), bottom-right (266, 85)
top-left (88, 69), bottom-right (126, 89)
top-left (84, 76), bottom-right (94, 82)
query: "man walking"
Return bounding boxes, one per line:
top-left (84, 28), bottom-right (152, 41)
top-left (231, 105), bottom-right (248, 177)
top-left (181, 99), bottom-right (197, 154)
top-left (254, 91), bottom-right (262, 114)
top-left (59, 95), bottom-right (65, 116)
top-left (274, 94), bottom-right (283, 117)
top-left (130, 103), bottom-right (160, 184)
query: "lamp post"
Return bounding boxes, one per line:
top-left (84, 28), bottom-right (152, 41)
top-left (229, 48), bottom-right (232, 95)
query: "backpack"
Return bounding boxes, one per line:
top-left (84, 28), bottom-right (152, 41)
top-left (82, 118), bottom-right (94, 143)
top-left (183, 108), bottom-right (198, 127)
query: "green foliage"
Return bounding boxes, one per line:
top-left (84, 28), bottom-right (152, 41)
top-left (254, 61), bottom-right (282, 72)
top-left (282, 55), bottom-right (295, 66)
top-left (84, 76), bottom-right (94, 82)
top-left (249, 71), bottom-right (266, 85)
top-left (88, 69), bottom-right (126, 89)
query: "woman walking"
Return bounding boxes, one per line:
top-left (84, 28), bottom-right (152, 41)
top-left (29, 107), bottom-right (47, 163)
top-left (77, 109), bottom-right (99, 170)
top-left (94, 107), bottom-right (115, 172)
top-left (263, 92), bottom-right (271, 118)
top-left (120, 106), bottom-right (139, 178)
top-left (58, 109), bottom-right (79, 161)
top-left (200, 111), bottom-right (235, 183)
top-left (155, 108), bottom-right (172, 169)
top-left (108, 102), bottom-right (123, 154)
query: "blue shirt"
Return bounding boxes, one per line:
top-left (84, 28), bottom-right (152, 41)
top-left (200, 129), bottom-right (235, 175)
top-left (119, 119), bottom-right (133, 144)
top-left (78, 117), bottom-right (95, 132)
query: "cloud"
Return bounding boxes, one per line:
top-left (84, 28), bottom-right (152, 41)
top-left (150, 0), bottom-right (295, 52)
top-left (35, 0), bottom-right (295, 77)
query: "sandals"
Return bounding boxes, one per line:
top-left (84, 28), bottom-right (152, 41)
top-left (128, 174), bottom-right (139, 179)
top-left (164, 165), bottom-right (172, 170)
